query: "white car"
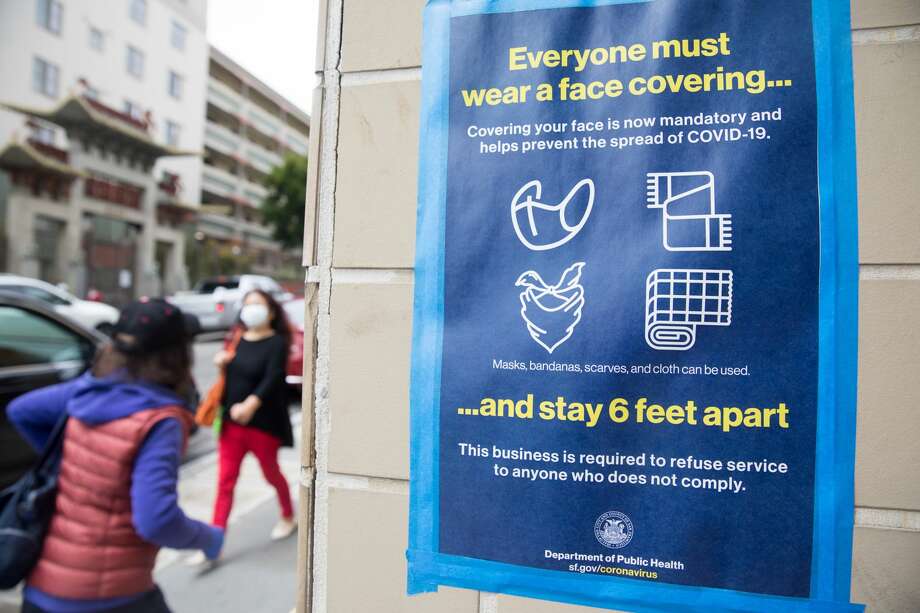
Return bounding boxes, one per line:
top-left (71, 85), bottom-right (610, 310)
top-left (167, 275), bottom-right (291, 331)
top-left (0, 275), bottom-right (119, 331)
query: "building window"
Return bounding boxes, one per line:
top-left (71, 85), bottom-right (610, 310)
top-left (167, 71), bottom-right (183, 99)
top-left (31, 123), bottom-right (56, 145)
top-left (165, 121), bottom-right (181, 147)
top-left (129, 0), bottom-right (146, 25)
top-left (89, 26), bottom-right (104, 51)
top-left (124, 100), bottom-right (144, 121)
top-left (126, 46), bottom-right (144, 79)
top-left (170, 20), bottom-right (187, 51)
top-left (32, 57), bottom-right (59, 98)
top-left (36, 0), bottom-right (63, 35)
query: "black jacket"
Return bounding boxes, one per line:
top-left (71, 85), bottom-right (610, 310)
top-left (222, 334), bottom-right (294, 447)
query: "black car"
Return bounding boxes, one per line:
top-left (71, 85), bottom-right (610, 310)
top-left (0, 291), bottom-right (105, 489)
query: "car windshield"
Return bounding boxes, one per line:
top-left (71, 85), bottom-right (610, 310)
top-left (284, 300), bottom-right (305, 327)
top-left (196, 279), bottom-right (239, 294)
top-left (1, 284), bottom-right (71, 306)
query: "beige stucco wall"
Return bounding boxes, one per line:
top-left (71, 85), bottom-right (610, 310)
top-left (297, 1), bottom-right (920, 612)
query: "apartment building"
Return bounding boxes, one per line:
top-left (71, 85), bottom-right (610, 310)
top-left (0, 0), bottom-right (208, 302)
top-left (197, 46), bottom-right (310, 278)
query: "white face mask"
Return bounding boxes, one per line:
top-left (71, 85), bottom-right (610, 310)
top-left (240, 303), bottom-right (270, 329)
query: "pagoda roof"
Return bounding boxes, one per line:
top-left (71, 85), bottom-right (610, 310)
top-left (0, 139), bottom-right (83, 178)
top-left (0, 96), bottom-right (198, 160)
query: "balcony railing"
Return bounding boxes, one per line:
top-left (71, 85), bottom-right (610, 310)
top-left (245, 151), bottom-right (275, 174)
top-left (84, 176), bottom-right (144, 209)
top-left (247, 110), bottom-right (280, 137)
top-left (208, 81), bottom-right (242, 114)
top-left (205, 123), bottom-right (241, 155)
top-left (202, 165), bottom-right (240, 198)
top-left (241, 173), bottom-right (268, 198)
top-left (284, 135), bottom-right (309, 157)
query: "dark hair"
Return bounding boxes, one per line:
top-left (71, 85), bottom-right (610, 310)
top-left (92, 340), bottom-right (194, 396)
top-left (240, 289), bottom-right (291, 352)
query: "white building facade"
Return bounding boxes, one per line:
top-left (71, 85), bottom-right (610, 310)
top-left (197, 46), bottom-right (310, 277)
top-left (0, 0), bottom-right (208, 302)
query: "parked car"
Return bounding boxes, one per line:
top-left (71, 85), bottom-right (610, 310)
top-left (167, 275), bottom-right (290, 331)
top-left (283, 298), bottom-right (305, 388)
top-left (0, 291), bottom-right (105, 489)
top-left (0, 274), bottom-right (119, 331)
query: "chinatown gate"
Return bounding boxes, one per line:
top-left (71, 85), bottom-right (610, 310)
top-left (0, 95), bottom-right (197, 305)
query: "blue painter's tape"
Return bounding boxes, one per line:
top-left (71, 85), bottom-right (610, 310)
top-left (809, 0), bottom-right (859, 604)
top-left (408, 0), bottom-right (451, 595)
top-left (408, 0), bottom-right (862, 609)
top-left (408, 550), bottom-right (865, 612)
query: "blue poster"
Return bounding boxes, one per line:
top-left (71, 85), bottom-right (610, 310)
top-left (408, 1), bottom-right (862, 611)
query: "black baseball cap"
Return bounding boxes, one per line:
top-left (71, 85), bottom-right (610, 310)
top-left (110, 297), bottom-right (201, 355)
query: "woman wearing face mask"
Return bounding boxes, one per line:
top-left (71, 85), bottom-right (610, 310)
top-left (209, 290), bottom-right (295, 548)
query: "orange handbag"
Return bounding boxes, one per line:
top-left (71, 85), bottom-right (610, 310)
top-left (195, 329), bottom-right (242, 426)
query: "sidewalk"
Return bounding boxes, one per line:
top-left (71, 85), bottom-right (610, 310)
top-left (155, 412), bottom-right (303, 612)
top-left (155, 497), bottom-right (298, 612)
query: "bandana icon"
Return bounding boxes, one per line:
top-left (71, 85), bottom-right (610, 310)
top-left (515, 262), bottom-right (586, 354)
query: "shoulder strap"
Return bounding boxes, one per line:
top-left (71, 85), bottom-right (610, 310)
top-left (36, 413), bottom-right (68, 478)
top-left (228, 327), bottom-right (244, 357)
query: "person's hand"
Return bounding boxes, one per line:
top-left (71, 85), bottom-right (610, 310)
top-left (204, 526), bottom-right (224, 561)
top-left (230, 396), bottom-right (261, 425)
top-left (229, 402), bottom-right (253, 424)
top-left (213, 350), bottom-right (231, 369)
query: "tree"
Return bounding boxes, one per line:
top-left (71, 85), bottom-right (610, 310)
top-left (261, 153), bottom-right (307, 249)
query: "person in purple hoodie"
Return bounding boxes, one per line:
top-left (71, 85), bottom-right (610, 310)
top-left (7, 298), bottom-right (223, 613)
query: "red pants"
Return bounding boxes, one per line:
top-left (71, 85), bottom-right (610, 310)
top-left (213, 421), bottom-right (294, 529)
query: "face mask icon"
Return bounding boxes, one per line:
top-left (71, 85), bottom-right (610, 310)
top-left (646, 171), bottom-right (732, 252)
top-left (511, 178), bottom-right (594, 251)
top-left (516, 262), bottom-right (586, 354)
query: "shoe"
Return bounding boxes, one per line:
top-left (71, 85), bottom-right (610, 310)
top-left (184, 551), bottom-right (207, 566)
top-left (271, 517), bottom-right (297, 540)
top-left (184, 551), bottom-right (220, 568)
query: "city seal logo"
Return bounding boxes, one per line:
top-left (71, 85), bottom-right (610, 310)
top-left (594, 511), bottom-right (634, 549)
